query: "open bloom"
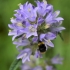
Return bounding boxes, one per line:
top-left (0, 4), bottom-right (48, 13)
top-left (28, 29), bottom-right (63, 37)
top-left (51, 54), bottom-right (63, 64)
top-left (17, 48), bottom-right (32, 63)
top-left (40, 32), bottom-right (56, 47)
top-left (13, 38), bottom-right (30, 48)
top-left (45, 10), bottom-right (64, 25)
top-left (36, 0), bottom-right (53, 17)
top-left (23, 23), bottom-right (38, 38)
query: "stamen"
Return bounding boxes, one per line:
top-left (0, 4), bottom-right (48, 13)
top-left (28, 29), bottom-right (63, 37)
top-left (9, 30), bottom-right (11, 32)
top-left (17, 22), bottom-right (22, 26)
top-left (45, 24), bottom-right (50, 29)
top-left (18, 3), bottom-right (21, 6)
top-left (55, 11), bottom-right (60, 15)
top-left (47, 39), bottom-right (51, 43)
top-left (43, 0), bottom-right (47, 5)
top-left (29, 25), bottom-right (37, 32)
top-left (10, 17), bottom-right (14, 20)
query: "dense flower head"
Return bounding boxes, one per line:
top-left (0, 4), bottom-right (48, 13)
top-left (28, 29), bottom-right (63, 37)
top-left (8, 0), bottom-right (65, 64)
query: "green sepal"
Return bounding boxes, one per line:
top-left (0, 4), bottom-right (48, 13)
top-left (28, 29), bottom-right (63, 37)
top-left (15, 34), bottom-right (23, 39)
top-left (58, 32), bottom-right (64, 41)
top-left (9, 59), bottom-right (21, 70)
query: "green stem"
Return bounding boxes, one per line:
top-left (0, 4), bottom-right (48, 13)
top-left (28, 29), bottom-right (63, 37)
top-left (9, 59), bottom-right (21, 70)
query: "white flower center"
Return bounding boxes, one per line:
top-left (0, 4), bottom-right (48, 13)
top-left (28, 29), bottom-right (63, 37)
top-left (29, 25), bottom-right (37, 32)
top-left (45, 24), bottom-right (50, 29)
top-left (47, 39), bottom-right (51, 43)
top-left (22, 53), bottom-right (27, 58)
top-left (17, 22), bottom-right (22, 26)
top-left (28, 8), bottom-right (31, 12)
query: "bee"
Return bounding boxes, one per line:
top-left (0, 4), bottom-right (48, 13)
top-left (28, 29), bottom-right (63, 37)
top-left (37, 41), bottom-right (46, 53)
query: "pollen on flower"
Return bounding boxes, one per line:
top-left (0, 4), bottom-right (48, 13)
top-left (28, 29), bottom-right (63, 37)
top-left (10, 17), bottom-right (14, 20)
top-left (17, 22), bottom-right (23, 26)
top-left (18, 3), bottom-right (22, 6)
top-left (47, 39), bottom-right (51, 43)
top-left (29, 25), bottom-right (37, 32)
top-left (55, 11), bottom-right (60, 16)
top-left (45, 24), bottom-right (50, 29)
top-left (9, 30), bottom-right (12, 32)
top-left (43, 0), bottom-right (47, 5)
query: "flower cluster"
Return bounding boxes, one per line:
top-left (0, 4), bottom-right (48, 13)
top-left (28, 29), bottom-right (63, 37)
top-left (8, 0), bottom-right (65, 70)
top-left (21, 55), bottom-right (63, 70)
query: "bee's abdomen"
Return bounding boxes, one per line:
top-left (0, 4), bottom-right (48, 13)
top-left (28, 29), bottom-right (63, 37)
top-left (38, 44), bottom-right (46, 53)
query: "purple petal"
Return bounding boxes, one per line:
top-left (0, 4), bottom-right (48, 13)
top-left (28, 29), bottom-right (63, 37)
top-left (44, 39), bottom-right (54, 47)
top-left (32, 36), bottom-right (38, 43)
top-left (34, 50), bottom-right (42, 58)
top-left (13, 39), bottom-right (30, 48)
top-left (10, 18), bottom-right (17, 23)
top-left (37, 17), bottom-right (44, 25)
top-left (45, 32), bottom-right (56, 40)
top-left (8, 24), bottom-right (15, 29)
top-left (53, 10), bottom-right (60, 18)
top-left (45, 12), bottom-right (52, 24)
top-left (52, 27), bottom-right (65, 32)
top-left (17, 48), bottom-right (32, 59)
top-left (40, 34), bottom-right (46, 41)
top-left (55, 17), bottom-right (64, 22)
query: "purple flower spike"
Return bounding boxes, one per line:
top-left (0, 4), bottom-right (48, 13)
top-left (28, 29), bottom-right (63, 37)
top-left (51, 54), bottom-right (63, 64)
top-left (17, 48), bottom-right (32, 63)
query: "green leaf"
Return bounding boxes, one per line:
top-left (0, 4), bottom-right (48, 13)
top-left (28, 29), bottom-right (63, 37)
top-left (9, 59), bottom-right (21, 70)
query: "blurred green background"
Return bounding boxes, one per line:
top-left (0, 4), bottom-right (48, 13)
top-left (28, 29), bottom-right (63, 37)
top-left (0, 0), bottom-right (70, 70)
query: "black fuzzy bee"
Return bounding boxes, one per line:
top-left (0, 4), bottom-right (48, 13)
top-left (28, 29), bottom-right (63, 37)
top-left (37, 41), bottom-right (46, 53)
